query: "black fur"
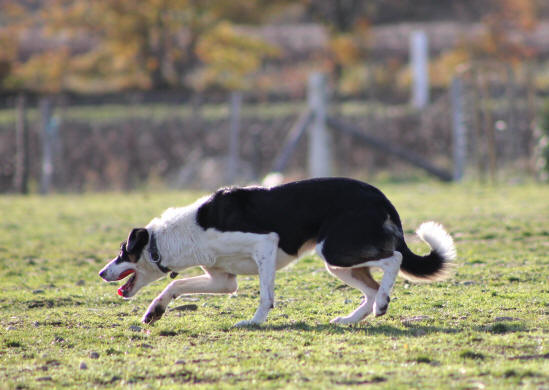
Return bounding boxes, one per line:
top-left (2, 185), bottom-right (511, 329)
top-left (398, 243), bottom-right (447, 279)
top-left (196, 177), bottom-right (447, 277)
top-left (127, 228), bottom-right (149, 253)
top-left (115, 228), bottom-right (149, 263)
top-left (196, 178), bottom-right (391, 256)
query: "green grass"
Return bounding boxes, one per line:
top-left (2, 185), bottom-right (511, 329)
top-left (0, 183), bottom-right (548, 389)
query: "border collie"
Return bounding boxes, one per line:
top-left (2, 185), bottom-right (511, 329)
top-left (99, 177), bottom-right (456, 326)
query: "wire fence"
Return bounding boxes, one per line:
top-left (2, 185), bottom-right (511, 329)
top-left (0, 63), bottom-right (540, 193)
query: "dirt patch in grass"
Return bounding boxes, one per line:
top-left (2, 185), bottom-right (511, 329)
top-left (26, 297), bottom-right (82, 309)
top-left (509, 353), bottom-right (549, 361)
top-left (155, 369), bottom-right (207, 384)
top-left (334, 376), bottom-right (387, 385)
top-left (460, 350), bottom-right (486, 360)
top-left (5, 340), bottom-right (23, 348)
top-left (158, 330), bottom-right (178, 337)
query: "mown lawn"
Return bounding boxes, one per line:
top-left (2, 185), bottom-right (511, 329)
top-left (0, 182), bottom-right (548, 389)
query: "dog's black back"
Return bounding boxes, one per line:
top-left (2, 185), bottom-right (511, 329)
top-left (196, 178), bottom-right (403, 265)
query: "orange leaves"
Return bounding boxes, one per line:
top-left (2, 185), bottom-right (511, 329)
top-left (496, 0), bottom-right (537, 31)
top-left (329, 34), bottom-right (361, 67)
top-left (473, 0), bottom-right (538, 64)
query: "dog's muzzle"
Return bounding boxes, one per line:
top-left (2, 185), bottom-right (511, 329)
top-left (99, 269), bottom-right (109, 281)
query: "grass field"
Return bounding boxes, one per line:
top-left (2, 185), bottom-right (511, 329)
top-left (0, 182), bottom-right (548, 389)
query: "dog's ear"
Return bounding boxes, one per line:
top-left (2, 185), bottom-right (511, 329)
top-left (126, 228), bottom-right (149, 255)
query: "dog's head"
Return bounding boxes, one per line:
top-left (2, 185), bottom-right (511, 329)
top-left (98, 228), bottom-right (165, 298)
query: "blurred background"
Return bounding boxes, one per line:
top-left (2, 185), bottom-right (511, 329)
top-left (1, 0), bottom-right (549, 193)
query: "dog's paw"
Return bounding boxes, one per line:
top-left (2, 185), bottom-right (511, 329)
top-left (330, 316), bottom-right (360, 325)
top-left (142, 304), bottom-right (165, 325)
top-left (234, 319), bottom-right (260, 328)
top-left (374, 295), bottom-right (390, 317)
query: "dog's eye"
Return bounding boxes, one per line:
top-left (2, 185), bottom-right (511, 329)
top-left (115, 243), bottom-right (132, 263)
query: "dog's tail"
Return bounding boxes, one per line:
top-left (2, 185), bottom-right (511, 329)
top-left (397, 221), bottom-right (456, 282)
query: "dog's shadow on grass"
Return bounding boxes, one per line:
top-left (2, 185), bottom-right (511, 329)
top-left (235, 321), bottom-right (460, 337)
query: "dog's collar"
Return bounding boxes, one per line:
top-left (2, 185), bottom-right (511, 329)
top-left (149, 232), bottom-right (178, 278)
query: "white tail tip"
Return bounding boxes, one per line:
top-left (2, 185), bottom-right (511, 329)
top-left (416, 221), bottom-right (457, 261)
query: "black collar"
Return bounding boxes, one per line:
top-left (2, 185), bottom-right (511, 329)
top-left (149, 232), bottom-right (178, 278)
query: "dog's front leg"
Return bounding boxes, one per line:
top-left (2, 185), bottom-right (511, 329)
top-left (142, 269), bottom-right (237, 324)
top-left (235, 233), bottom-right (279, 327)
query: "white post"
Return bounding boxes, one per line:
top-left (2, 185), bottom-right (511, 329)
top-left (451, 76), bottom-right (466, 181)
top-left (307, 72), bottom-right (333, 177)
top-left (410, 30), bottom-right (429, 109)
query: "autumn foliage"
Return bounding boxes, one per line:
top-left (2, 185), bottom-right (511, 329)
top-left (0, 0), bottom-right (545, 95)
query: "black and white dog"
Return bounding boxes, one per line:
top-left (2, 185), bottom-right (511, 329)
top-left (99, 178), bottom-right (456, 326)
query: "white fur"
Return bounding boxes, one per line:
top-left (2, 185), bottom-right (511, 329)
top-left (144, 268), bottom-right (238, 323)
top-left (368, 252), bottom-right (402, 316)
top-left (416, 221), bottom-right (457, 261)
top-left (146, 197), bottom-right (216, 271)
top-left (325, 265), bottom-right (378, 324)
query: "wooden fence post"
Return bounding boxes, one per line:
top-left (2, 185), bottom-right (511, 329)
top-left (226, 90), bottom-right (242, 184)
top-left (14, 94), bottom-right (29, 194)
top-left (451, 75), bottom-right (466, 181)
top-left (307, 72), bottom-right (333, 177)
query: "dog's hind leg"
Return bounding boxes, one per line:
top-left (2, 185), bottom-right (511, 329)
top-left (142, 268), bottom-right (237, 324)
top-left (325, 265), bottom-right (379, 324)
top-left (365, 251), bottom-right (402, 317)
top-left (316, 211), bottom-right (402, 322)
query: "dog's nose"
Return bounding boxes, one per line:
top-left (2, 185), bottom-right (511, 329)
top-left (99, 270), bottom-right (108, 280)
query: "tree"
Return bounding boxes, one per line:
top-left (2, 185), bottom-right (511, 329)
top-left (44, 0), bottom-right (216, 91)
top-left (193, 21), bottom-right (278, 92)
top-left (0, 0), bottom-right (280, 93)
top-left (472, 0), bottom-right (537, 63)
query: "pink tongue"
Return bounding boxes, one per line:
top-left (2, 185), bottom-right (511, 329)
top-left (116, 269), bottom-right (135, 297)
top-left (117, 269), bottom-right (135, 281)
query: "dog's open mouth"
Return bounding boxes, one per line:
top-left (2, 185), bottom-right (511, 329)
top-left (117, 269), bottom-right (136, 297)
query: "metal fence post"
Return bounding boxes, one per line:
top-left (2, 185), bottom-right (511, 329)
top-left (307, 72), bottom-right (333, 177)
